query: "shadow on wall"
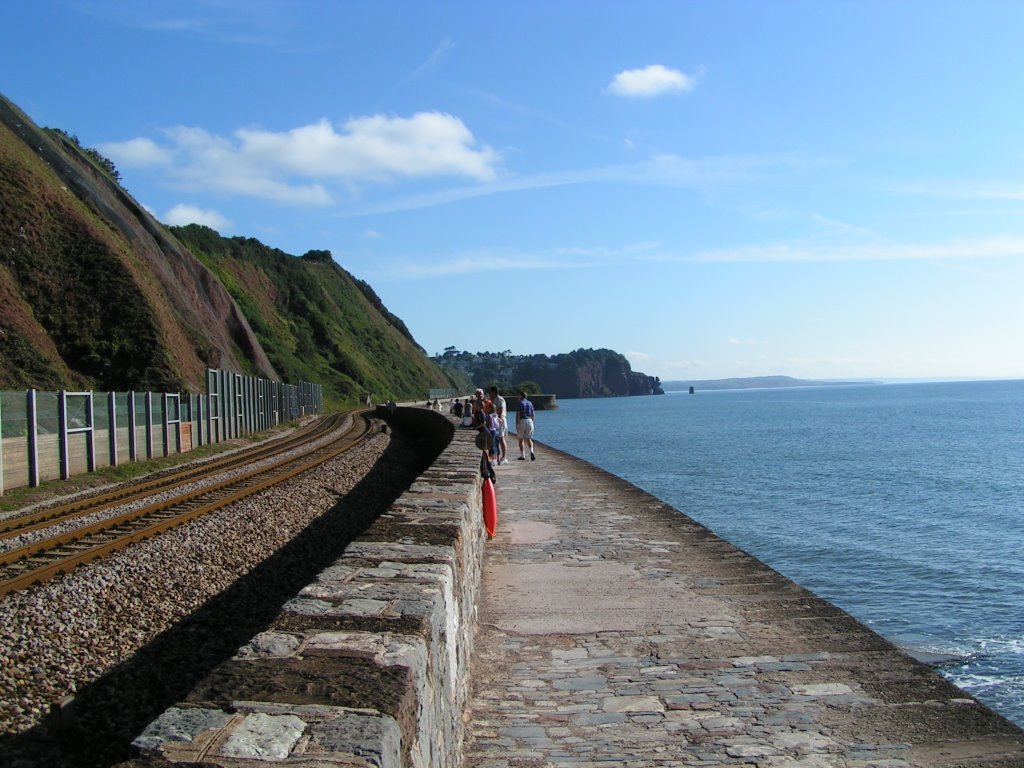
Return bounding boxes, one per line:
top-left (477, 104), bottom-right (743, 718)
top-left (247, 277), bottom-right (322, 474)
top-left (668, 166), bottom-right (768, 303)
top-left (376, 406), bottom-right (456, 464)
top-left (0, 413), bottom-right (453, 768)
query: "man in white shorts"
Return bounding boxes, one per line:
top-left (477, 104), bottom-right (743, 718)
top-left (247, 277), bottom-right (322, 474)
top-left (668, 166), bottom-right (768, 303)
top-left (515, 390), bottom-right (536, 461)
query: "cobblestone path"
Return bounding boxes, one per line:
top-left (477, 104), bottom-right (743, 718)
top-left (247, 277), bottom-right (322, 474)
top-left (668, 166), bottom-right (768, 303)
top-left (461, 443), bottom-right (1024, 767)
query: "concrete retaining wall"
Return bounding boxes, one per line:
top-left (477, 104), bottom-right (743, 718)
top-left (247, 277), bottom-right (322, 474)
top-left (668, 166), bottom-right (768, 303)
top-left (129, 409), bottom-right (483, 767)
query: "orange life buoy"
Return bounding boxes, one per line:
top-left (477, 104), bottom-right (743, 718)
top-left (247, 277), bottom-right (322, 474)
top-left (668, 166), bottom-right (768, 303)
top-left (482, 477), bottom-right (497, 538)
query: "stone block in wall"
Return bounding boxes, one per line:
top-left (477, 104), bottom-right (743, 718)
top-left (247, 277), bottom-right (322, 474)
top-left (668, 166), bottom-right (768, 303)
top-left (133, 704), bottom-right (400, 766)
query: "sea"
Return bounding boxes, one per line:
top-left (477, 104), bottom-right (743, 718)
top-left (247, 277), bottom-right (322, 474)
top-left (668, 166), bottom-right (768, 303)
top-left (534, 379), bottom-right (1024, 728)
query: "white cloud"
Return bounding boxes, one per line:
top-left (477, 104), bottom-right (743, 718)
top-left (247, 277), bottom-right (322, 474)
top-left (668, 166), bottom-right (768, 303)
top-left (377, 233), bottom-right (1024, 283)
top-left (625, 351), bottom-right (651, 364)
top-left (365, 229), bottom-right (383, 239)
top-left (235, 114), bottom-right (499, 181)
top-left (383, 248), bottom-right (585, 279)
top-left (687, 237), bottom-right (1024, 263)
top-left (608, 65), bottom-right (697, 98)
top-left (100, 112), bottom-right (500, 207)
top-left (162, 204), bottom-right (230, 230)
top-left (374, 241), bottom-right (664, 280)
top-left (554, 241), bottom-right (661, 259)
top-left (895, 180), bottom-right (1024, 200)
top-left (335, 152), bottom-right (827, 218)
top-left (410, 37), bottom-right (454, 79)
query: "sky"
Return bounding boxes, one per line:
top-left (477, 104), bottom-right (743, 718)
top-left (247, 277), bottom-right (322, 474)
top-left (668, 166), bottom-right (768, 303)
top-left (3, 1), bottom-right (1024, 382)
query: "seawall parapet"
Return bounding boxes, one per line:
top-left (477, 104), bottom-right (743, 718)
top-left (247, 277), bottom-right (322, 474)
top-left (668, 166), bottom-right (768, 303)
top-left (126, 408), bottom-right (481, 767)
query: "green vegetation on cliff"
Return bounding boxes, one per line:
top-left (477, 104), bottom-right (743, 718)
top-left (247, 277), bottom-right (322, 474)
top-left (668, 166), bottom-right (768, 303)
top-left (0, 92), bottom-right (470, 404)
top-left (172, 225), bottom-right (470, 406)
top-left (1, 102), bottom-right (184, 390)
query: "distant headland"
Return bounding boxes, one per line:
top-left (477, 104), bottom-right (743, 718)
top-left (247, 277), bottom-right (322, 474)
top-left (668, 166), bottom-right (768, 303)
top-left (433, 347), bottom-right (663, 398)
top-left (661, 375), bottom-right (880, 392)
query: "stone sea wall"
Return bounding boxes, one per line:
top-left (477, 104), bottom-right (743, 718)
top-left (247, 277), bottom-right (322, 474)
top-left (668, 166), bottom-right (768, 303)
top-left (128, 408), bottom-right (482, 767)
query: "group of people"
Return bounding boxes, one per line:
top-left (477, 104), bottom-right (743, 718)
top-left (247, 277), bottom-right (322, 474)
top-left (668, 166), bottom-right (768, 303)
top-left (461, 386), bottom-right (536, 467)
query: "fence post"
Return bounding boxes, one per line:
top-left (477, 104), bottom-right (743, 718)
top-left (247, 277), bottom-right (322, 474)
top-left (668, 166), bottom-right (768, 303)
top-left (235, 373), bottom-right (242, 438)
top-left (205, 369), bottom-right (215, 445)
top-left (108, 391), bottom-right (118, 467)
top-left (245, 375), bottom-right (252, 434)
top-left (128, 391), bottom-right (137, 462)
top-left (86, 391), bottom-right (95, 473)
top-left (259, 378), bottom-right (266, 430)
top-left (145, 391), bottom-right (153, 459)
top-left (58, 390), bottom-right (69, 480)
top-left (0, 395), bottom-right (4, 496)
top-left (241, 374), bottom-right (246, 435)
top-left (27, 390), bottom-right (39, 487)
top-left (225, 373), bottom-right (233, 439)
top-left (184, 393), bottom-right (193, 451)
top-left (220, 369), bottom-right (229, 439)
top-left (161, 393), bottom-right (170, 457)
top-left (195, 392), bottom-right (204, 447)
top-left (222, 373), bottom-right (230, 440)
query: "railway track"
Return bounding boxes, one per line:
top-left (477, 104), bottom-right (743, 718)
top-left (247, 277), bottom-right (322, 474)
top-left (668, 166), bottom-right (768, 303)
top-left (0, 410), bottom-right (373, 597)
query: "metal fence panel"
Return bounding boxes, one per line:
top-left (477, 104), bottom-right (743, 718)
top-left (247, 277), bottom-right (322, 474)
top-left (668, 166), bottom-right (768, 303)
top-left (0, 370), bottom-right (322, 494)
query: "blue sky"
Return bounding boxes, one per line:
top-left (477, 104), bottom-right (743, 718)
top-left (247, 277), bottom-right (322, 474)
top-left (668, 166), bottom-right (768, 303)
top-left (4, 1), bottom-right (1024, 381)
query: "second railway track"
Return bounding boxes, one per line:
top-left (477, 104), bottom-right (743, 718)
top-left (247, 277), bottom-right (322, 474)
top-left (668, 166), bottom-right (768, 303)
top-left (0, 410), bottom-right (373, 597)
top-left (0, 412), bottom-right (348, 539)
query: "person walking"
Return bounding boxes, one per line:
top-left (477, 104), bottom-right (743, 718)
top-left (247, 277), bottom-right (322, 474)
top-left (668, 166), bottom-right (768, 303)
top-left (489, 386), bottom-right (508, 464)
top-left (483, 399), bottom-right (500, 465)
top-left (515, 390), bottom-right (536, 461)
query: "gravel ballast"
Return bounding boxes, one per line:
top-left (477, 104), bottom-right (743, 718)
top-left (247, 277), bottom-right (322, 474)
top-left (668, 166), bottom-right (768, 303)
top-left (0, 421), bottom-right (428, 767)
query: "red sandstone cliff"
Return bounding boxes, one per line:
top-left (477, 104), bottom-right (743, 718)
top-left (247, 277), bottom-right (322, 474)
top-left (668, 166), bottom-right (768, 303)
top-left (0, 94), bottom-right (277, 391)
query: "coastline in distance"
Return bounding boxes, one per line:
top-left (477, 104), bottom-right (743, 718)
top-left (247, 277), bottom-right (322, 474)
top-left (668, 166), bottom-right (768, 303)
top-left (660, 375), bottom-right (880, 392)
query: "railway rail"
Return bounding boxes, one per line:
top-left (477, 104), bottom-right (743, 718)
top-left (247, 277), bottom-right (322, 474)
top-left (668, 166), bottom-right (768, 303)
top-left (0, 410), bottom-right (373, 597)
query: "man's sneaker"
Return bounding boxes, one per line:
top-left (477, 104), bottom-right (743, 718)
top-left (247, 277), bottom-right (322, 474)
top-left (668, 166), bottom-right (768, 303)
top-left (530, 452), bottom-right (536, 461)
top-left (518, 456), bottom-right (526, 461)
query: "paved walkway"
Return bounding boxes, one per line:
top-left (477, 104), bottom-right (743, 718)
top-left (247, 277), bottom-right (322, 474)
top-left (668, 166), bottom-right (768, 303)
top-left (461, 442), bottom-right (1024, 767)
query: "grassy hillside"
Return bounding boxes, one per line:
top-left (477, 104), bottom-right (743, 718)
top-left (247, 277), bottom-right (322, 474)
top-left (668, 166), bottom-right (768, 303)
top-left (0, 104), bottom-right (184, 390)
top-left (0, 93), bottom-right (286, 392)
top-left (0, 92), bottom-right (469, 404)
top-left (171, 225), bottom-right (470, 406)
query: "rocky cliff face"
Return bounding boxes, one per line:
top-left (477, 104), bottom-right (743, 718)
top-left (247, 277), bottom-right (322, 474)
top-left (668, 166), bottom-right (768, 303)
top-left (515, 349), bottom-right (662, 398)
top-left (0, 95), bottom-right (276, 391)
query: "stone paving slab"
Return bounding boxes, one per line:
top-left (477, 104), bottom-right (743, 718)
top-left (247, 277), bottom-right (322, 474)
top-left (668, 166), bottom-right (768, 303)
top-left (461, 442), bottom-right (1024, 767)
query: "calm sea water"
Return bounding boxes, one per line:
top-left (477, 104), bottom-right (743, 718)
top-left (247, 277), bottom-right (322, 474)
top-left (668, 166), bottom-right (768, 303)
top-left (535, 380), bottom-right (1024, 727)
